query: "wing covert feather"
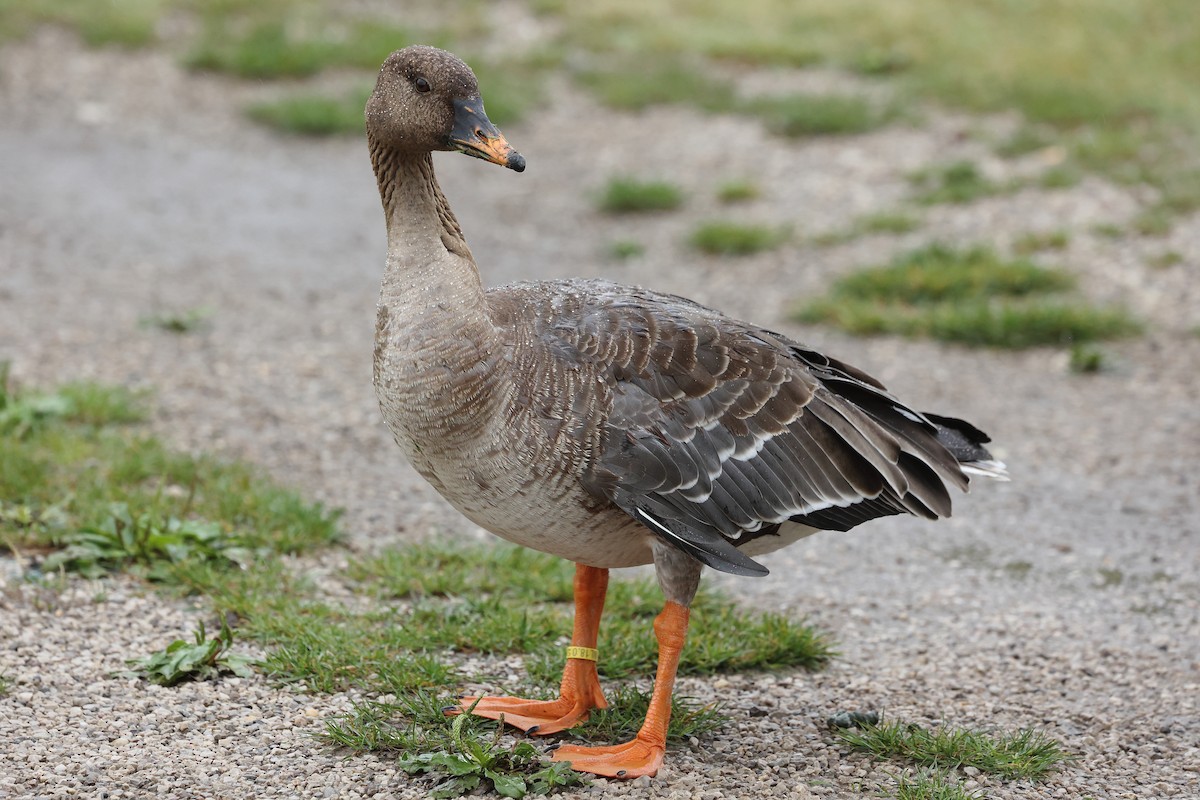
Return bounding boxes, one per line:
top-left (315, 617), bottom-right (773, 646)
top-left (515, 280), bottom-right (990, 576)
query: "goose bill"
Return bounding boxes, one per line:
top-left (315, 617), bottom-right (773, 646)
top-left (449, 98), bottom-right (526, 172)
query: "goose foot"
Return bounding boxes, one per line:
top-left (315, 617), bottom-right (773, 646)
top-left (451, 563), bottom-right (612, 735)
top-left (552, 737), bottom-right (665, 778)
top-left (451, 686), bottom-right (604, 735)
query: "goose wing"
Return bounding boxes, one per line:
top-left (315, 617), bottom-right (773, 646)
top-left (531, 282), bottom-right (986, 577)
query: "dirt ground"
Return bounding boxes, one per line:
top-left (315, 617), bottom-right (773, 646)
top-left (1, 27), bottom-right (1198, 800)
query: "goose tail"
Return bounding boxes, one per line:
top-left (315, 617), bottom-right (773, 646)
top-left (923, 412), bottom-right (1010, 483)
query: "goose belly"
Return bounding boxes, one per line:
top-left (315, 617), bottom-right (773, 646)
top-left (395, 432), bottom-right (656, 569)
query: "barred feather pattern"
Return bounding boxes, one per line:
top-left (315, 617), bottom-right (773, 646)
top-left (484, 279), bottom-right (1000, 577)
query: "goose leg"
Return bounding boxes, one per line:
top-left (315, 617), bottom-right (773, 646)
top-left (453, 563), bottom-right (609, 734)
top-left (551, 600), bottom-right (689, 778)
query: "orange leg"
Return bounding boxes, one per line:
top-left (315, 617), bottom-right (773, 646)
top-left (453, 564), bottom-right (609, 734)
top-left (552, 601), bottom-right (690, 778)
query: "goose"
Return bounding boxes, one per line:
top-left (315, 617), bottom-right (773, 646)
top-left (365, 45), bottom-right (1006, 779)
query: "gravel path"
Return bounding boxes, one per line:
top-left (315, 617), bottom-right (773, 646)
top-left (2, 30), bottom-right (1198, 800)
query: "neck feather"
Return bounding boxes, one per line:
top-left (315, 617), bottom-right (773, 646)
top-left (369, 137), bottom-right (507, 444)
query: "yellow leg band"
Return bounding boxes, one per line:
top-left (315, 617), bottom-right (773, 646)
top-left (566, 646), bottom-right (599, 662)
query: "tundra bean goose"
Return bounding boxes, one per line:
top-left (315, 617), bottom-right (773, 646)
top-left (365, 46), bottom-right (1007, 779)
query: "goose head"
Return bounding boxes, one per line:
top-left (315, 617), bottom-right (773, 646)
top-left (366, 45), bottom-right (525, 172)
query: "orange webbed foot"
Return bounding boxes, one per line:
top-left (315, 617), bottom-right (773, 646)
top-left (449, 691), bottom-right (604, 735)
top-left (552, 737), bottom-right (666, 778)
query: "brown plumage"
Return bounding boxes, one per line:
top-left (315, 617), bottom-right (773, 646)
top-left (366, 45), bottom-right (1006, 779)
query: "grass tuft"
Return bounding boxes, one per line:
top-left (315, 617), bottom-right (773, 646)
top-left (747, 93), bottom-right (892, 137)
top-left (248, 86), bottom-right (372, 137)
top-left (716, 180), bottom-right (761, 204)
top-left (895, 769), bottom-right (985, 800)
top-left (817, 245), bottom-right (1075, 303)
top-left (347, 542), bottom-right (575, 602)
top-left (689, 221), bottom-right (788, 255)
top-left (1068, 344), bottom-right (1106, 374)
top-left (184, 19), bottom-right (423, 80)
top-left (1146, 251), bottom-right (1184, 270)
top-left (1132, 206), bottom-right (1173, 237)
top-left (1013, 230), bottom-right (1070, 255)
top-left (837, 719), bottom-right (1069, 780)
top-left (910, 161), bottom-right (1003, 205)
top-left (597, 178), bottom-right (685, 213)
top-left (796, 244), bottom-right (1141, 348)
top-left (607, 240), bottom-right (645, 260)
top-left (576, 57), bottom-right (737, 113)
top-left (815, 210), bottom-right (922, 245)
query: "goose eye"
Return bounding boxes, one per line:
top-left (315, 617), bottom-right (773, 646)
top-left (414, 76), bottom-right (431, 93)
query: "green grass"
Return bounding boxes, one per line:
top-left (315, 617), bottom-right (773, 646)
top-left (1037, 164), bottom-right (1084, 190)
top-left (567, 686), bottom-right (726, 743)
top-left (607, 240), bottom-right (645, 260)
top-left (349, 543), bottom-right (834, 684)
top-left (815, 210), bottom-right (922, 245)
top-left (597, 178), bottom-right (684, 213)
top-left (0, 372), bottom-right (339, 565)
top-left (746, 93), bottom-right (893, 137)
top-left (910, 161), bottom-right (1004, 205)
top-left (1013, 230), bottom-right (1070, 255)
top-left (837, 719), bottom-right (1068, 780)
top-left (795, 244), bottom-right (1142, 348)
top-left (895, 769), bottom-right (985, 800)
top-left (574, 56), bottom-right (737, 113)
top-left (184, 16), bottom-right (429, 79)
top-left (689, 221), bottom-right (788, 256)
top-left (995, 126), bottom-right (1058, 159)
top-left (1147, 251), bottom-right (1184, 270)
top-left (856, 211), bottom-right (922, 235)
top-left (1068, 344), bottom-right (1107, 374)
top-left (716, 180), bottom-right (761, 204)
top-left (248, 86), bottom-right (372, 137)
top-left (0, 0), bottom-right (165, 47)
top-left (816, 246), bottom-right (1075, 303)
top-left (1132, 207), bottom-right (1173, 237)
